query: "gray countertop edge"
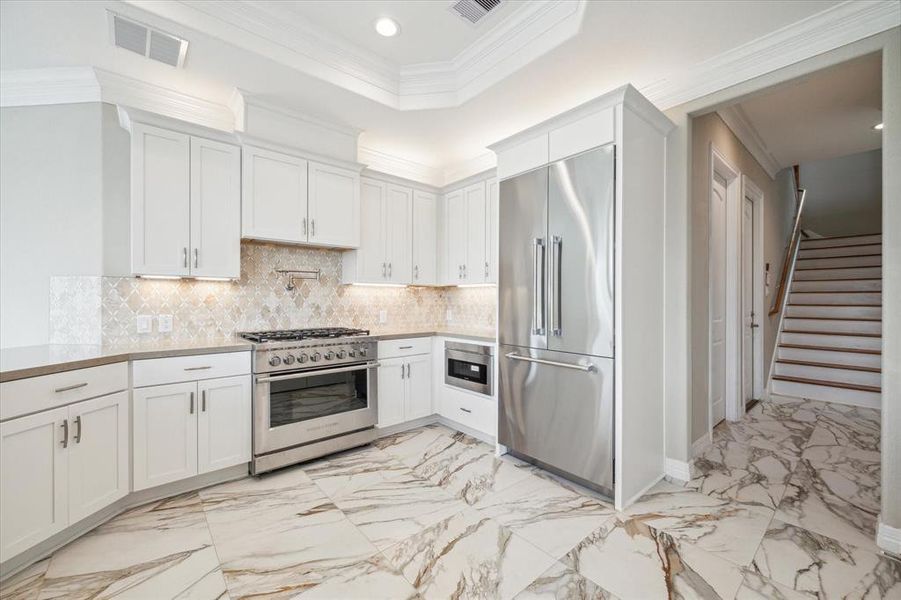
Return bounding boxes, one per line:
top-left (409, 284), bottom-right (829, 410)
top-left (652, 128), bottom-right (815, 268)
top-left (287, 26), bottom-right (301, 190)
top-left (0, 330), bottom-right (497, 382)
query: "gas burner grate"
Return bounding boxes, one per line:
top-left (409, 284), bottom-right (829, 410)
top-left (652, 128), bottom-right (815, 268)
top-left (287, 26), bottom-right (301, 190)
top-left (240, 327), bottom-right (370, 343)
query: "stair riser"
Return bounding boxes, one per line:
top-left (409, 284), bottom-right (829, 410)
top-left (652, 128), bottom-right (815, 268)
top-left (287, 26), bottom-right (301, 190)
top-left (778, 346), bottom-right (882, 368)
top-left (795, 255), bottom-right (881, 269)
top-left (774, 363), bottom-right (881, 386)
top-left (771, 379), bottom-right (880, 408)
top-left (780, 332), bottom-right (881, 350)
top-left (793, 267), bottom-right (882, 280)
top-left (789, 292), bottom-right (881, 305)
top-left (800, 234), bottom-right (882, 249)
top-left (785, 305), bottom-right (882, 319)
top-left (791, 280), bottom-right (881, 292)
top-left (783, 318), bottom-right (882, 334)
top-left (797, 243), bottom-right (881, 259)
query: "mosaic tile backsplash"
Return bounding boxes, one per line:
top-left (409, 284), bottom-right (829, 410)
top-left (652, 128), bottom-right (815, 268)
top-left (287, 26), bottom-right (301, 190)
top-left (49, 242), bottom-right (496, 345)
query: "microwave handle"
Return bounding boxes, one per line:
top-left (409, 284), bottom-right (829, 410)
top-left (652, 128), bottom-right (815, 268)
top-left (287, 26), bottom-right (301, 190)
top-left (255, 361), bottom-right (380, 384)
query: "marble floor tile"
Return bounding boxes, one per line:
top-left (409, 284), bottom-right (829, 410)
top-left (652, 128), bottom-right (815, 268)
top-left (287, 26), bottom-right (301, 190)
top-left (0, 559), bottom-right (49, 600)
top-left (374, 424), bottom-right (459, 468)
top-left (688, 438), bottom-right (797, 510)
top-left (807, 410), bottom-right (881, 453)
top-left (563, 516), bottom-right (745, 600)
top-left (473, 473), bottom-right (615, 560)
top-left (746, 400), bottom-right (820, 432)
top-left (622, 481), bottom-right (774, 568)
top-left (751, 520), bottom-right (901, 599)
top-left (776, 456), bottom-right (881, 552)
top-left (713, 417), bottom-right (811, 459)
top-left (290, 554), bottom-right (419, 600)
top-left (514, 561), bottom-right (618, 600)
top-left (383, 508), bottom-right (557, 600)
top-left (302, 443), bottom-right (410, 501)
top-left (735, 570), bottom-right (816, 600)
top-left (39, 494), bottom-right (225, 600)
top-left (500, 454), bottom-right (616, 507)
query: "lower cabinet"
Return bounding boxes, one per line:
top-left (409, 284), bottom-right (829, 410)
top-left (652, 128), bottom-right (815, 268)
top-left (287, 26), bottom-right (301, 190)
top-left (0, 391), bottom-right (128, 562)
top-left (377, 346), bottom-right (432, 428)
top-left (133, 375), bottom-right (251, 491)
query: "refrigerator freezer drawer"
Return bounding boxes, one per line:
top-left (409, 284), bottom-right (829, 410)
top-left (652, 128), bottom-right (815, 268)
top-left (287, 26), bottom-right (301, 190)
top-left (498, 345), bottom-right (614, 495)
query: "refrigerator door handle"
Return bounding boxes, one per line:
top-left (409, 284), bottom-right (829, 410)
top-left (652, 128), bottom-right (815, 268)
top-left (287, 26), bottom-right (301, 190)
top-left (550, 236), bottom-right (562, 336)
top-left (532, 237), bottom-right (546, 335)
top-left (505, 352), bottom-right (597, 373)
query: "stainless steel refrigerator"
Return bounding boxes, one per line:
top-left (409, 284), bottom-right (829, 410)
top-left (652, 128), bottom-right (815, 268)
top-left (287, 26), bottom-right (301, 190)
top-left (498, 144), bottom-right (616, 497)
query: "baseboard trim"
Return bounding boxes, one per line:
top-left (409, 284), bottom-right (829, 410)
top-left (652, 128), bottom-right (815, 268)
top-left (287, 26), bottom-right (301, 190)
top-left (691, 432), bottom-right (713, 457)
top-left (374, 414), bottom-right (440, 439)
top-left (877, 520), bottom-right (901, 556)
top-left (436, 415), bottom-right (495, 444)
top-left (664, 458), bottom-right (692, 483)
top-left (621, 473), bottom-right (665, 509)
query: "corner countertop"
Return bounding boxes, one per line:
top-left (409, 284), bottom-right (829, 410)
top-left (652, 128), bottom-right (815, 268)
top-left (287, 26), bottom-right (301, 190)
top-left (0, 328), bottom-right (497, 383)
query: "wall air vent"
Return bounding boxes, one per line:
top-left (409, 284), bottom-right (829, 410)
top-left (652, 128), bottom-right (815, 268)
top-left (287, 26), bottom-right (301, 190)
top-left (449, 0), bottom-right (502, 25)
top-left (109, 13), bottom-right (188, 68)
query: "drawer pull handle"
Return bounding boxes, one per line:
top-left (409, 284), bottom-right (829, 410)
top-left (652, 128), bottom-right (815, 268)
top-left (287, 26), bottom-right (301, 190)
top-left (184, 366), bottom-right (212, 371)
top-left (54, 382), bottom-right (87, 393)
top-left (460, 407), bottom-right (472, 414)
top-left (399, 346), bottom-right (413, 349)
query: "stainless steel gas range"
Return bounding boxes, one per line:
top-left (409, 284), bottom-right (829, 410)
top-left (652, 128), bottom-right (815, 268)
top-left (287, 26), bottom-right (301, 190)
top-left (239, 328), bottom-right (379, 475)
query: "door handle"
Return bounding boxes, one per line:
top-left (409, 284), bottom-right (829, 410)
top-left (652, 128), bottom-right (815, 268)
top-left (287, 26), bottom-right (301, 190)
top-left (532, 238), bottom-right (546, 335)
top-left (60, 419), bottom-right (69, 448)
top-left (506, 352), bottom-right (596, 373)
top-left (182, 247), bottom-right (188, 268)
top-left (550, 236), bottom-right (562, 336)
top-left (189, 391), bottom-right (195, 415)
top-left (303, 218), bottom-right (308, 236)
top-left (388, 262), bottom-right (392, 278)
top-left (311, 219), bottom-right (316, 237)
top-left (74, 415), bottom-right (82, 444)
top-left (401, 364), bottom-right (405, 379)
top-left (202, 389), bottom-right (207, 412)
top-left (406, 363), bottom-right (411, 378)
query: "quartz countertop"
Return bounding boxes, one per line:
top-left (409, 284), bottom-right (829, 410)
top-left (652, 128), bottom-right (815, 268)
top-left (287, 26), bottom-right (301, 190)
top-left (0, 328), bottom-right (496, 382)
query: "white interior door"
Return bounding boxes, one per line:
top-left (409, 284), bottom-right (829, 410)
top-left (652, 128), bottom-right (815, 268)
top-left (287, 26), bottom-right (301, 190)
top-left (741, 196), bottom-right (755, 407)
top-left (709, 174), bottom-right (728, 426)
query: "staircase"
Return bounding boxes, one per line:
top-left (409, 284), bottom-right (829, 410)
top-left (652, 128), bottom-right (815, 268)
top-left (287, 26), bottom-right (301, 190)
top-left (771, 233), bottom-right (882, 408)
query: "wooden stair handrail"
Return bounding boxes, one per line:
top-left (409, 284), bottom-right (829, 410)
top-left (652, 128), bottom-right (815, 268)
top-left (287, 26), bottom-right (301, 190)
top-left (769, 166), bottom-right (806, 315)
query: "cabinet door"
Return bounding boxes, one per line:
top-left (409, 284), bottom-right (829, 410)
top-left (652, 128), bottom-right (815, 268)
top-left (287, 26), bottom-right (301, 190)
top-left (377, 359), bottom-right (406, 428)
top-left (308, 161), bottom-right (360, 248)
top-left (0, 407), bottom-right (68, 562)
top-left (358, 178), bottom-right (388, 282)
top-left (444, 190), bottom-right (467, 284)
top-left (404, 354), bottom-right (432, 421)
top-left (190, 137), bottom-right (241, 278)
top-left (412, 190), bottom-right (438, 285)
top-left (385, 185), bottom-right (413, 284)
top-left (465, 182), bottom-right (487, 284)
top-left (198, 376), bottom-right (251, 474)
top-left (133, 382), bottom-right (198, 491)
top-left (242, 145), bottom-right (308, 243)
top-left (68, 392), bottom-right (129, 523)
top-left (131, 123), bottom-right (191, 276)
top-left (486, 179), bottom-right (499, 283)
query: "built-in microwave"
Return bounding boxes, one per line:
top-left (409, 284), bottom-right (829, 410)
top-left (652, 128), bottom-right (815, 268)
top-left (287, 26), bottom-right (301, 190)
top-left (444, 341), bottom-right (494, 396)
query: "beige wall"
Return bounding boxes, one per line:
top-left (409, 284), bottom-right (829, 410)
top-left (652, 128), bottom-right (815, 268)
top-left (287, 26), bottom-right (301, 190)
top-left (688, 113), bottom-right (792, 445)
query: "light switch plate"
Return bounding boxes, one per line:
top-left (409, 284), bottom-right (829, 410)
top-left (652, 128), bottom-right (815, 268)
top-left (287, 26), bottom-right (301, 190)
top-left (158, 314), bottom-right (173, 333)
top-left (379, 309), bottom-right (388, 324)
top-left (136, 315), bottom-right (152, 334)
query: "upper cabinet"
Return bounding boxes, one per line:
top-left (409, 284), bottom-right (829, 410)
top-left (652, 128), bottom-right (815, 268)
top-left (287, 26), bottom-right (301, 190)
top-left (412, 190), bottom-right (438, 285)
top-left (130, 123), bottom-right (240, 278)
top-left (487, 179), bottom-right (499, 282)
top-left (242, 145), bottom-right (360, 249)
top-left (443, 179), bottom-right (497, 285)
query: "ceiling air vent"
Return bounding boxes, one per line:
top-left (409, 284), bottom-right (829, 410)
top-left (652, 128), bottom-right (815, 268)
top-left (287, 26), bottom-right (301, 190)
top-left (109, 13), bottom-right (188, 68)
top-left (449, 0), bottom-right (502, 25)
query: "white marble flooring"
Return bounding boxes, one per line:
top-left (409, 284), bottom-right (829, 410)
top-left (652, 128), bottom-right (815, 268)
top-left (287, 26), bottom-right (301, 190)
top-left (2, 395), bottom-right (899, 599)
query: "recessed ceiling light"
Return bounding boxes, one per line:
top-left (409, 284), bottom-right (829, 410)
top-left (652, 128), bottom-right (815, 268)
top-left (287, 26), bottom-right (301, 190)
top-left (374, 17), bottom-right (399, 37)
top-left (873, 122), bottom-right (884, 130)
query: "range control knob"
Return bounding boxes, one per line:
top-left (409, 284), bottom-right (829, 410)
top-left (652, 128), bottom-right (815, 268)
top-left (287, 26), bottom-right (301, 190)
top-left (297, 353), bottom-right (309, 363)
top-left (283, 354), bottom-right (296, 365)
top-left (268, 355), bottom-right (282, 367)
top-left (347, 349), bottom-right (356, 358)
top-left (310, 352), bottom-right (322, 362)
top-left (359, 347), bottom-right (368, 357)
top-left (336, 350), bottom-right (347, 359)
top-left (325, 350), bottom-right (335, 360)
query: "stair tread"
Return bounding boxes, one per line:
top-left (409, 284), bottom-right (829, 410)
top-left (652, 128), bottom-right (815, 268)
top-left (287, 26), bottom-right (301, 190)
top-left (791, 277), bottom-right (881, 281)
top-left (783, 329), bottom-right (881, 337)
top-left (785, 316), bottom-right (881, 322)
top-left (796, 266), bottom-right (881, 271)
top-left (789, 290), bottom-right (881, 294)
top-left (800, 232), bottom-right (881, 242)
top-left (797, 253), bottom-right (881, 260)
top-left (788, 303), bottom-right (882, 307)
top-left (776, 359), bottom-right (880, 373)
top-left (779, 343), bottom-right (881, 355)
top-left (772, 374), bottom-right (880, 393)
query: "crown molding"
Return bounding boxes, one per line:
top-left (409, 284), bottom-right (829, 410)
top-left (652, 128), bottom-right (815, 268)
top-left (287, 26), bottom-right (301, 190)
top-left (639, 0), bottom-right (901, 110)
top-left (0, 67), bottom-right (101, 107)
top-left (717, 105), bottom-right (782, 179)
top-left (358, 146), bottom-right (444, 188)
top-left (442, 153), bottom-right (497, 188)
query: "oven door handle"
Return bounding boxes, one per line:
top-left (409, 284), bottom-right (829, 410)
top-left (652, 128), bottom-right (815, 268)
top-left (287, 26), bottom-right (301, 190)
top-left (255, 361), bottom-right (380, 384)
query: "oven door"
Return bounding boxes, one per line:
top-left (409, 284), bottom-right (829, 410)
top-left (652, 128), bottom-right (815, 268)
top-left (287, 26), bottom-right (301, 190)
top-left (254, 361), bottom-right (379, 455)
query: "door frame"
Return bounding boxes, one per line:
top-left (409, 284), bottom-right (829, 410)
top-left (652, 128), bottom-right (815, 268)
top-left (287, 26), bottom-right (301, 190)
top-left (708, 145), bottom-right (741, 440)
top-left (742, 175), bottom-right (766, 404)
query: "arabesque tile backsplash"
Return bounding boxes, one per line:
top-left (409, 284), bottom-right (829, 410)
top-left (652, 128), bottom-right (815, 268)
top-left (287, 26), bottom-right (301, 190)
top-left (49, 242), bottom-right (496, 345)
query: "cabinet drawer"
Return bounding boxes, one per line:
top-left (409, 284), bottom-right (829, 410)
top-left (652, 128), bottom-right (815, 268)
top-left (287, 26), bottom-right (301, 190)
top-left (378, 337), bottom-right (431, 359)
top-left (132, 352), bottom-right (250, 388)
top-left (442, 388), bottom-right (495, 436)
top-left (0, 363), bottom-right (128, 421)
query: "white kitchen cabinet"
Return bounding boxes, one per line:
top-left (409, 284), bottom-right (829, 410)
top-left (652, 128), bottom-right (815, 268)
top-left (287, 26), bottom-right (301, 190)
top-left (308, 161), bottom-right (360, 248)
top-left (486, 179), bottom-right (499, 283)
top-left (377, 359), bottom-right (407, 428)
top-left (242, 145), bottom-right (309, 244)
top-left (443, 181), bottom-right (495, 284)
top-left (404, 354), bottom-right (433, 421)
top-left (444, 189), bottom-right (467, 284)
top-left (197, 376), bottom-right (252, 474)
top-left (376, 339), bottom-right (432, 428)
top-left (412, 190), bottom-right (438, 285)
top-left (0, 407), bottom-right (68, 562)
top-left (386, 184), bottom-right (413, 283)
top-left (465, 182), bottom-right (487, 284)
top-left (130, 123), bottom-right (191, 276)
top-left (133, 382), bottom-right (198, 491)
top-left (190, 137), bottom-right (242, 278)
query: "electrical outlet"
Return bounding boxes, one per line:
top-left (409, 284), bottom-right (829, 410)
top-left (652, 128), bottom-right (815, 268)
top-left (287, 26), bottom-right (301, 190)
top-left (379, 309), bottom-right (388, 324)
top-left (446, 309), bottom-right (453, 322)
top-left (158, 314), bottom-right (173, 333)
top-left (136, 315), bottom-right (152, 334)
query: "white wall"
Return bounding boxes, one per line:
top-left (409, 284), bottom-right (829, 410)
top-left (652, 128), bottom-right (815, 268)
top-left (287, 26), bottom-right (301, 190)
top-left (0, 103), bottom-right (105, 348)
top-left (799, 149), bottom-right (882, 236)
